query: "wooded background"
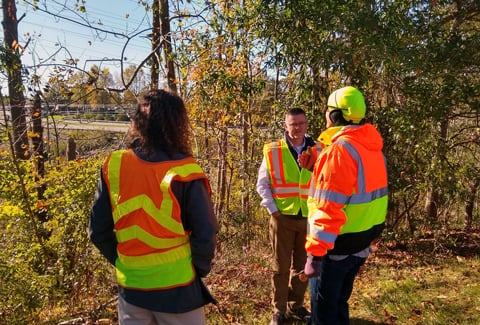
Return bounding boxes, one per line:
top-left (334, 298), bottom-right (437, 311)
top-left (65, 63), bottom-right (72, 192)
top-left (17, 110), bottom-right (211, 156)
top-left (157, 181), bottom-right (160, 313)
top-left (1, 1), bottom-right (479, 323)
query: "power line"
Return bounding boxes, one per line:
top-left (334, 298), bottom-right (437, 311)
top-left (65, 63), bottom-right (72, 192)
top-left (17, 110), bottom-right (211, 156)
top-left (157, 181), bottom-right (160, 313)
top-left (17, 1), bottom-right (153, 71)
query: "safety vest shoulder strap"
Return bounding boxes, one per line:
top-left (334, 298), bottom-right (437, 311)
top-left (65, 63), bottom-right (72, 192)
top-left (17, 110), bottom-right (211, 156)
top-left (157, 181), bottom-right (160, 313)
top-left (104, 150), bottom-right (209, 195)
top-left (105, 150), bottom-right (209, 224)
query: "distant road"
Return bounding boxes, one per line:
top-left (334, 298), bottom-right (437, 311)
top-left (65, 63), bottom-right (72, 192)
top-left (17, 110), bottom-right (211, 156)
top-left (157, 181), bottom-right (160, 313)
top-left (49, 119), bottom-right (130, 133)
top-left (1, 115), bottom-right (130, 133)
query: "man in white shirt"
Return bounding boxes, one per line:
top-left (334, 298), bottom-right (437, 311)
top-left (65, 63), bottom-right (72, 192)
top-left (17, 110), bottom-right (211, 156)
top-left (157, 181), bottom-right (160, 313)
top-left (257, 108), bottom-right (317, 325)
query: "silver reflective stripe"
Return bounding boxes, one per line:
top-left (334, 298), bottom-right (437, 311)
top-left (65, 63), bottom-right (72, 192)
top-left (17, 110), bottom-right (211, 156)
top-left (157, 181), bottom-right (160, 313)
top-left (309, 212), bottom-right (337, 243)
top-left (313, 229), bottom-right (337, 243)
top-left (310, 186), bottom-right (388, 204)
top-left (309, 139), bottom-right (388, 204)
top-left (270, 144), bottom-right (283, 183)
top-left (269, 141), bottom-right (301, 196)
top-left (348, 187), bottom-right (388, 203)
top-left (310, 188), bottom-right (349, 204)
top-left (337, 139), bottom-right (388, 203)
top-left (300, 187), bottom-right (309, 196)
top-left (337, 140), bottom-right (365, 192)
top-left (271, 186), bottom-right (298, 195)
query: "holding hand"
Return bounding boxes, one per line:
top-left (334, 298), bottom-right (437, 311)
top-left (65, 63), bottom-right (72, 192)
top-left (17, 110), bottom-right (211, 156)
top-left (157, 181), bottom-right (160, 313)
top-left (298, 146), bottom-right (317, 170)
top-left (304, 255), bottom-right (322, 278)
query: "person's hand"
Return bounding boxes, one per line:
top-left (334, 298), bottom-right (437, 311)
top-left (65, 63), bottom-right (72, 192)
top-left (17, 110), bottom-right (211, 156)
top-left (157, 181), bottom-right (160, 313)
top-left (271, 211), bottom-right (281, 218)
top-left (304, 255), bottom-right (322, 278)
top-left (298, 146), bottom-right (317, 170)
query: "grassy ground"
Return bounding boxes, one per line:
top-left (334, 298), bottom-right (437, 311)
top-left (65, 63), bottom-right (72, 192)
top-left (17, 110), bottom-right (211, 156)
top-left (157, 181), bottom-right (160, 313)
top-left (204, 229), bottom-right (480, 325)
top-left (39, 229), bottom-right (480, 324)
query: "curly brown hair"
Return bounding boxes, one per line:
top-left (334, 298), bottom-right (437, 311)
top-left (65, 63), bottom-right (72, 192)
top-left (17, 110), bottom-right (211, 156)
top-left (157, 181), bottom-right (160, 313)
top-left (127, 89), bottom-right (193, 157)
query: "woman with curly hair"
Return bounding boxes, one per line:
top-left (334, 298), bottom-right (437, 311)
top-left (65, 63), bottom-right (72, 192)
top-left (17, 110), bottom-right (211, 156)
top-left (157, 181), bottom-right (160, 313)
top-left (90, 89), bottom-right (217, 325)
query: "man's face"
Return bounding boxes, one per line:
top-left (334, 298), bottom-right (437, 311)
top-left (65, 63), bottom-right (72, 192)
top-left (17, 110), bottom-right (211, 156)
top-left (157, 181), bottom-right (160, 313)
top-left (284, 113), bottom-right (308, 142)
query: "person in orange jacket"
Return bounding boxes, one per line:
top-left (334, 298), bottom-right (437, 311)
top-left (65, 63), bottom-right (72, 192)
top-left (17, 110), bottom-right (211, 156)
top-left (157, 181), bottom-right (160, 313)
top-left (89, 89), bottom-right (217, 325)
top-left (300, 86), bottom-right (388, 325)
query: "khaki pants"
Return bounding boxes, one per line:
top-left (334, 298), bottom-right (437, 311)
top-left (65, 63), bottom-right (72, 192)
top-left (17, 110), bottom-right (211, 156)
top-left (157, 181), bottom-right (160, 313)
top-left (118, 295), bottom-right (206, 325)
top-left (269, 214), bottom-right (308, 314)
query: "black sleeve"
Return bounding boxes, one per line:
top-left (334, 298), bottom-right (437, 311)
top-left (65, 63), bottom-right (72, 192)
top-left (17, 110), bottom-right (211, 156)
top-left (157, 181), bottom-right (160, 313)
top-left (89, 169), bottom-right (118, 265)
top-left (172, 179), bottom-right (217, 278)
top-left (304, 136), bottom-right (316, 151)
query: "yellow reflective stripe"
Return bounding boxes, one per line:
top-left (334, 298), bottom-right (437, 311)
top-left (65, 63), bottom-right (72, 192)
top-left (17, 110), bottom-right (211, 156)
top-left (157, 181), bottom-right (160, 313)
top-left (115, 194), bottom-right (183, 234)
top-left (105, 150), bottom-right (203, 290)
top-left (168, 162), bottom-right (205, 179)
top-left (110, 159), bottom-right (205, 234)
top-left (107, 150), bottom-right (125, 205)
top-left (116, 251), bottom-right (194, 289)
top-left (116, 224), bottom-right (189, 248)
top-left (118, 241), bottom-right (191, 267)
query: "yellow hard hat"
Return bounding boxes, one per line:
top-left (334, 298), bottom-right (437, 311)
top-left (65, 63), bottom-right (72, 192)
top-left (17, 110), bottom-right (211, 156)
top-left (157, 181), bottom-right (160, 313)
top-left (327, 86), bottom-right (366, 124)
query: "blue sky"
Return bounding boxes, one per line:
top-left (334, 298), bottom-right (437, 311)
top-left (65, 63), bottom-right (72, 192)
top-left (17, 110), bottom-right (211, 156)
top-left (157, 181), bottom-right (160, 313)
top-left (3, 0), bottom-right (210, 95)
top-left (15, 0), bottom-right (154, 83)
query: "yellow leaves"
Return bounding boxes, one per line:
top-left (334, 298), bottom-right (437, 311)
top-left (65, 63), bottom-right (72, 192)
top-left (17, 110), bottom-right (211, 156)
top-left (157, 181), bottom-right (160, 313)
top-left (11, 39), bottom-right (26, 53)
top-left (2, 205), bottom-right (23, 218)
top-left (28, 131), bottom-right (41, 138)
top-left (12, 39), bottom-right (19, 51)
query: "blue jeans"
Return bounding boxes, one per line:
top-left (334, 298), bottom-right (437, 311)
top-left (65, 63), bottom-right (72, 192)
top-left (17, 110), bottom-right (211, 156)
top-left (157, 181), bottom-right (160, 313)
top-left (309, 255), bottom-right (366, 325)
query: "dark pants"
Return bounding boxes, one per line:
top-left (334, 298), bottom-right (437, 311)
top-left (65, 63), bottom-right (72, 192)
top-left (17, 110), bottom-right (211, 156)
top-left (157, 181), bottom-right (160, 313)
top-left (309, 255), bottom-right (366, 325)
top-left (269, 214), bottom-right (308, 314)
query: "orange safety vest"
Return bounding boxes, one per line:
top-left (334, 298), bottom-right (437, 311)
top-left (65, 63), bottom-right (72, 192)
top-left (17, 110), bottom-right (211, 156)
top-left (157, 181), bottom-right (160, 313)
top-left (264, 140), bottom-right (320, 216)
top-left (103, 149), bottom-right (210, 290)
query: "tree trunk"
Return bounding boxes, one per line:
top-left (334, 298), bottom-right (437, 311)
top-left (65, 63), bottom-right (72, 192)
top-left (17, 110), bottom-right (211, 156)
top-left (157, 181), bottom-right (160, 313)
top-left (424, 116), bottom-right (449, 222)
top-left (150, 0), bottom-right (160, 90)
top-left (31, 94), bottom-right (47, 222)
top-left (215, 128), bottom-right (228, 217)
top-left (465, 179), bottom-right (479, 230)
top-left (424, 0), bottom-right (462, 224)
top-left (241, 110), bottom-right (249, 216)
top-left (2, 0), bottom-right (29, 159)
top-left (67, 137), bottom-right (77, 161)
top-left (159, 0), bottom-right (177, 93)
top-left (424, 187), bottom-right (439, 223)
